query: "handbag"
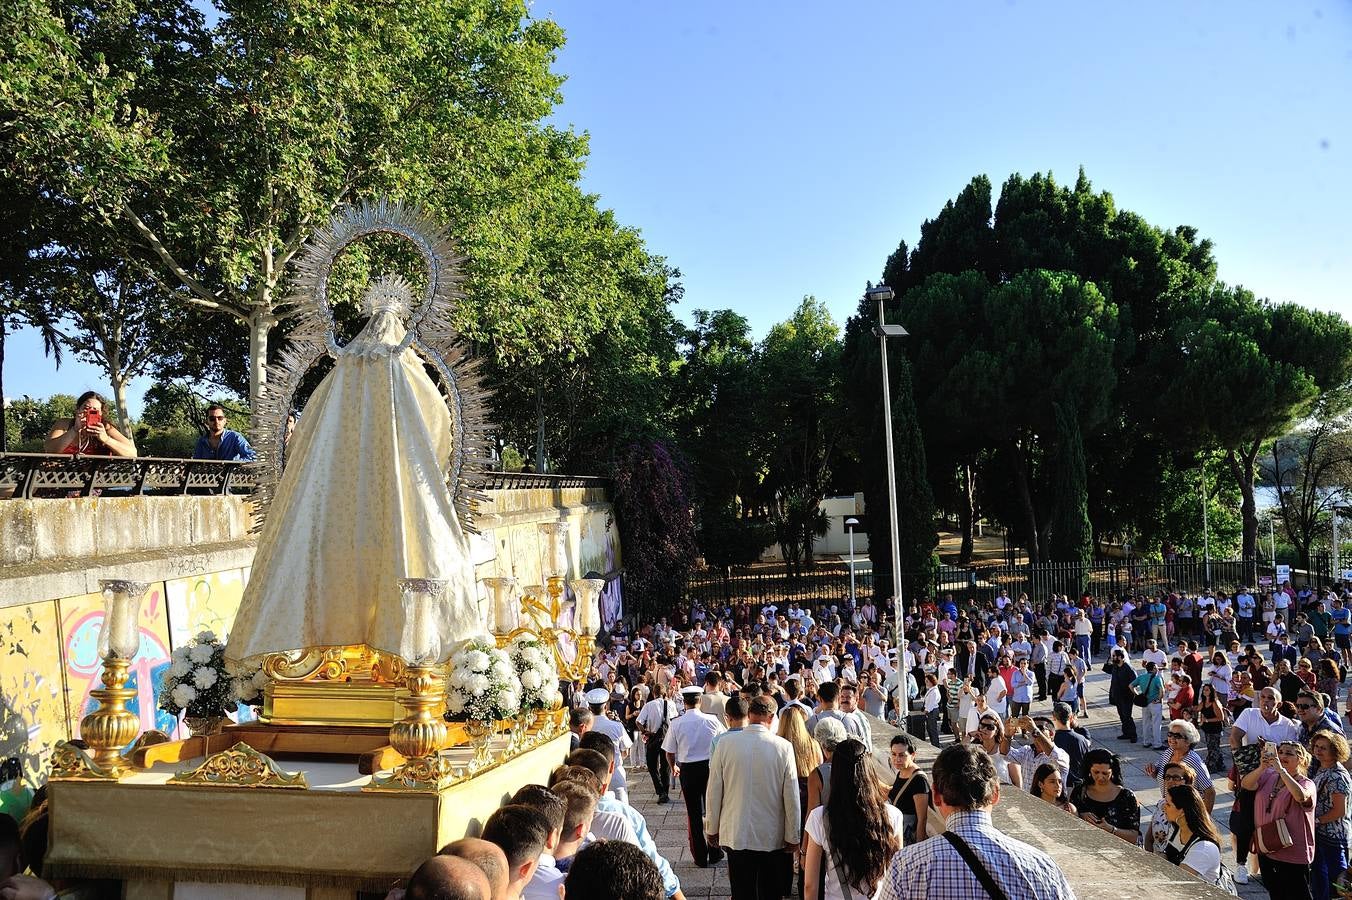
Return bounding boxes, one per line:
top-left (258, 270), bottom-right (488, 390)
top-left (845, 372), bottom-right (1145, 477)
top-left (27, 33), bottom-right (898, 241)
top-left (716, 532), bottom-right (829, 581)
top-left (1133, 674), bottom-right (1159, 708)
top-left (1253, 818), bottom-right (1293, 854)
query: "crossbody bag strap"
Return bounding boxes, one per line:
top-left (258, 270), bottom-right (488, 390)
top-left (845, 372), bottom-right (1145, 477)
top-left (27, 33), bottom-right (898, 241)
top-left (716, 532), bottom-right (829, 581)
top-left (942, 831), bottom-right (1011, 900)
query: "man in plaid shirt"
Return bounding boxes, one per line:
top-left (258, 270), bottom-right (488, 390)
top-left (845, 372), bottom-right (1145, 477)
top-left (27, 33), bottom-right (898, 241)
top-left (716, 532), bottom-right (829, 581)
top-left (878, 743), bottom-right (1076, 900)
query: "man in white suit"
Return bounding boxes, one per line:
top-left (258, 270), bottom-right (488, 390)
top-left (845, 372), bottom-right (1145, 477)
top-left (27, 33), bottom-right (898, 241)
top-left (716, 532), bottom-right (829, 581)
top-left (704, 694), bottom-right (801, 900)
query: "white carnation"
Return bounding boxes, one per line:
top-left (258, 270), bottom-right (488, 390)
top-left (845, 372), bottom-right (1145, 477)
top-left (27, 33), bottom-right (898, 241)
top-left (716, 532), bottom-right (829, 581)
top-left (169, 659), bottom-right (191, 679)
top-left (451, 651), bottom-right (468, 669)
top-left (189, 643), bottom-right (215, 664)
top-left (501, 691), bottom-right (519, 712)
top-left (521, 670), bottom-right (542, 691)
top-left (171, 684), bottom-right (198, 708)
top-left (469, 674), bottom-right (489, 696)
top-left (491, 659), bottom-right (511, 680)
top-left (171, 646), bottom-right (190, 663)
top-left (446, 692), bottom-right (465, 715)
top-left (252, 669), bottom-right (270, 689)
top-left (449, 669), bottom-right (467, 688)
top-left (233, 681), bottom-right (256, 702)
top-left (195, 630), bottom-right (217, 643)
top-left (466, 650), bottom-right (490, 671)
top-left (192, 667), bottom-right (218, 690)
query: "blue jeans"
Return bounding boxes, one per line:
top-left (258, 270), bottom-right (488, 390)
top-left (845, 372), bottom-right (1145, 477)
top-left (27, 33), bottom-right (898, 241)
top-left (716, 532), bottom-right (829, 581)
top-left (1312, 838), bottom-right (1347, 900)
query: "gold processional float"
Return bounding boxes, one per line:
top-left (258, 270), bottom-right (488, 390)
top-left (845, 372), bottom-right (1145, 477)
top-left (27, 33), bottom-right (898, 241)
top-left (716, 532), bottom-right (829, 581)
top-left (43, 202), bottom-right (602, 898)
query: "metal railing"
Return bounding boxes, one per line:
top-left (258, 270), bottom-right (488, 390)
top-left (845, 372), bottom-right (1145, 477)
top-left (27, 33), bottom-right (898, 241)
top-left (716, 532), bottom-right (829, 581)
top-left (0, 455), bottom-right (608, 500)
top-left (479, 471), bottom-right (609, 491)
top-left (0, 453), bottom-right (257, 498)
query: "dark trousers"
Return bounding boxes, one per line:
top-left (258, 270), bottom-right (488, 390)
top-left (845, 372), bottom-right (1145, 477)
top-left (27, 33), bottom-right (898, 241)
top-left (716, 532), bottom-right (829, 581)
top-left (646, 733), bottom-right (670, 798)
top-left (1231, 788), bottom-right (1254, 865)
top-left (925, 709), bottom-right (941, 748)
top-left (1034, 662), bottom-right (1048, 699)
top-left (1090, 623), bottom-right (1103, 656)
top-left (1115, 699), bottom-right (1137, 740)
top-left (678, 760), bottom-right (719, 866)
top-left (726, 848), bottom-right (783, 900)
top-left (1258, 854), bottom-right (1312, 900)
top-left (1047, 672), bottom-right (1064, 702)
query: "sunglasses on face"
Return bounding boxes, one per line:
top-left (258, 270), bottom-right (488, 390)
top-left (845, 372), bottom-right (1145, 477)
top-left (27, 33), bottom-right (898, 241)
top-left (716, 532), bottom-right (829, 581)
top-left (979, 722), bottom-right (997, 731)
top-left (1166, 732), bottom-right (1187, 740)
top-left (1163, 774), bottom-right (1187, 783)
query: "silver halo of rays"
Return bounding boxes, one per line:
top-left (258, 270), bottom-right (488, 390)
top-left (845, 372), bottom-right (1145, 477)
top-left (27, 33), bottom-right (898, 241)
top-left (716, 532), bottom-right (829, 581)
top-left (250, 199), bottom-right (493, 535)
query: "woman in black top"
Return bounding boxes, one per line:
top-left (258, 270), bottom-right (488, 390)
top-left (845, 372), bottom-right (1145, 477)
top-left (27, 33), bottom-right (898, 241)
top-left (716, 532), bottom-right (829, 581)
top-left (886, 733), bottom-right (930, 843)
top-left (1070, 748), bottom-right (1142, 844)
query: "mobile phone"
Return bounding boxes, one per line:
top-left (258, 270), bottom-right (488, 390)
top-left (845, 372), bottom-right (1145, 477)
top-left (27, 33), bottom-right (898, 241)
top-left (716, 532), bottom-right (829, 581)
top-left (84, 408), bottom-right (102, 427)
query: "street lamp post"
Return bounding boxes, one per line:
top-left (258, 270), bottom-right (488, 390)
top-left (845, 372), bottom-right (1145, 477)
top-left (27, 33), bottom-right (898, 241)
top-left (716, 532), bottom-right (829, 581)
top-left (866, 284), bottom-right (908, 644)
top-left (845, 517), bottom-right (859, 608)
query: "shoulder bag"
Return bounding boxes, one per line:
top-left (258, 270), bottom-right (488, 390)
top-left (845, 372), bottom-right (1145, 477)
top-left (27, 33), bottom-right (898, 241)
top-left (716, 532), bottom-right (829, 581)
top-left (942, 831), bottom-right (1011, 900)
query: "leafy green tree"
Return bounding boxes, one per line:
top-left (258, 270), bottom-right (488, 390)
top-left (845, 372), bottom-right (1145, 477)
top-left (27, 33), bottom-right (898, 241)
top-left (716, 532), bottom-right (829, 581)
top-left (1266, 416), bottom-right (1352, 571)
top-left (1048, 402), bottom-right (1091, 588)
top-left (1161, 285), bottom-right (1352, 575)
top-left (610, 440), bottom-right (697, 622)
top-left (757, 297), bottom-right (843, 576)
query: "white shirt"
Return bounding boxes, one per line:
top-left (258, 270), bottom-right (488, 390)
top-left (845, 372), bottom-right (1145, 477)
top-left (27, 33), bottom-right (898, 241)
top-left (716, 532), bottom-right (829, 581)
top-left (591, 714), bottom-right (634, 788)
top-left (661, 707), bottom-right (724, 763)
top-left (923, 686), bottom-right (942, 713)
top-left (805, 804), bottom-right (906, 900)
top-left (1168, 832), bottom-right (1222, 883)
top-left (522, 853), bottom-right (566, 900)
top-left (1233, 707), bottom-right (1300, 745)
top-left (1143, 648), bottom-right (1167, 668)
top-left (638, 697), bottom-right (677, 734)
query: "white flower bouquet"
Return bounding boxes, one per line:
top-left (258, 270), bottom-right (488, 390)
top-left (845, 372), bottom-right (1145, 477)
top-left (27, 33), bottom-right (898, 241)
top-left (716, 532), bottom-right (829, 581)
top-left (228, 658), bottom-right (271, 707)
top-left (158, 631), bottom-right (237, 719)
top-left (509, 635), bottom-right (561, 712)
top-left (446, 637), bottom-right (522, 723)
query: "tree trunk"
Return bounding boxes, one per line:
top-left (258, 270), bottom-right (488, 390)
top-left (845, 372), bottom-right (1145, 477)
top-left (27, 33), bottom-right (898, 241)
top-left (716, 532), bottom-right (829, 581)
top-left (247, 310), bottom-right (273, 421)
top-left (534, 389), bottom-right (548, 473)
top-left (109, 374), bottom-right (131, 435)
top-left (1228, 444), bottom-right (1260, 584)
top-left (958, 461), bottom-right (975, 564)
top-left (0, 316), bottom-right (7, 454)
top-left (1010, 436), bottom-right (1041, 564)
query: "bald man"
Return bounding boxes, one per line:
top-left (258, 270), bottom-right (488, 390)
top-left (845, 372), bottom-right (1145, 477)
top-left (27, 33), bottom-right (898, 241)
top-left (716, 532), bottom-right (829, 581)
top-left (405, 854), bottom-right (491, 900)
top-left (441, 838), bottom-right (510, 900)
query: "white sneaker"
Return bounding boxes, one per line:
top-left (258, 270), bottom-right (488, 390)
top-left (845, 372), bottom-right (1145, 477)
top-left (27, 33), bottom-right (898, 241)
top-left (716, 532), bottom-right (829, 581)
top-left (1233, 868), bottom-right (1248, 884)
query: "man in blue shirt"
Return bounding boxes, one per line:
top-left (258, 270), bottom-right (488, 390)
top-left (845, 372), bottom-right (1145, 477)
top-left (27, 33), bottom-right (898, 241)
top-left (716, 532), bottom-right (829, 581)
top-left (1331, 598), bottom-right (1352, 672)
top-left (193, 404), bottom-right (256, 461)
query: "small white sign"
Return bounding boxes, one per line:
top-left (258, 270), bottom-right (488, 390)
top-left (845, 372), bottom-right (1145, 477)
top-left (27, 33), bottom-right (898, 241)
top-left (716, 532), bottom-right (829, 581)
top-left (1276, 564), bottom-right (1292, 584)
top-left (1258, 575), bottom-right (1273, 586)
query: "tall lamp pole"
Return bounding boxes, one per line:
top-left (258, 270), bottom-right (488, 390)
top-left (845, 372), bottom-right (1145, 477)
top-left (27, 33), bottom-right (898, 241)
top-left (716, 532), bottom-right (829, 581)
top-left (866, 284), bottom-right (908, 644)
top-left (845, 517), bottom-right (859, 609)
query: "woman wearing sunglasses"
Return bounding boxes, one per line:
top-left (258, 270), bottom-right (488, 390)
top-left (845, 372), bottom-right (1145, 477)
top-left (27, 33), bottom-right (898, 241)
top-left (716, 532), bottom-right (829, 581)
top-left (1144, 719), bottom-right (1216, 811)
top-left (1241, 740), bottom-right (1316, 899)
top-left (1148, 762), bottom-right (1199, 854)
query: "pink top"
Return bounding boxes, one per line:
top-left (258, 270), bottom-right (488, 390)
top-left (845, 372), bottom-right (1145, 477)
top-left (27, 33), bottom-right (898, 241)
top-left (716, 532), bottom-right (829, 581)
top-left (1253, 768), bottom-right (1316, 865)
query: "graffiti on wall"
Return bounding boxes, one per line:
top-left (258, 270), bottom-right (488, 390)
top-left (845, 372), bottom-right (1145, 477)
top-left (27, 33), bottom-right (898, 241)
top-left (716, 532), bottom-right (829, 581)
top-left (60, 587), bottom-right (179, 741)
top-left (164, 568), bottom-right (250, 647)
top-left (0, 602), bottom-right (64, 793)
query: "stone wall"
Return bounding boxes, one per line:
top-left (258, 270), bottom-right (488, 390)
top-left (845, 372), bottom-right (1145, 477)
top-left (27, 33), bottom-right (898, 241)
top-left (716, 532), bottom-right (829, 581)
top-left (0, 486), bottom-right (617, 798)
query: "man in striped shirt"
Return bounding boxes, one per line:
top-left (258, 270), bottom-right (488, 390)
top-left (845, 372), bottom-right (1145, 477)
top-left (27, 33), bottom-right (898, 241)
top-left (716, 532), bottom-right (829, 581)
top-left (878, 743), bottom-right (1075, 900)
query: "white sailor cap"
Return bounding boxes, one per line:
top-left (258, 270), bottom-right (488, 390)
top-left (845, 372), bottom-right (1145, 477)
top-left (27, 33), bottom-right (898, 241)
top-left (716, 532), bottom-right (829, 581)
top-left (584, 688), bottom-right (610, 705)
top-left (680, 685), bottom-right (704, 699)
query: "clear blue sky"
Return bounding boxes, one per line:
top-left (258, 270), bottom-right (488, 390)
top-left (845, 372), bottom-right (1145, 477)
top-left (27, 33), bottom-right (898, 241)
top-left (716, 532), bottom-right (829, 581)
top-left (7, 0), bottom-right (1350, 416)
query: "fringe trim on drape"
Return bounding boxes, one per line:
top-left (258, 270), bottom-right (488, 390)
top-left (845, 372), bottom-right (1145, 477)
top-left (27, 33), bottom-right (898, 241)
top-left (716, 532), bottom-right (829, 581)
top-left (46, 861), bottom-right (399, 892)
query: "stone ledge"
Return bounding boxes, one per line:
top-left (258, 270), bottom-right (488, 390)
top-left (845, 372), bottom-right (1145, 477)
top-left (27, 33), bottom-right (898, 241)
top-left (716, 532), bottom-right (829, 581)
top-left (0, 538), bottom-right (257, 609)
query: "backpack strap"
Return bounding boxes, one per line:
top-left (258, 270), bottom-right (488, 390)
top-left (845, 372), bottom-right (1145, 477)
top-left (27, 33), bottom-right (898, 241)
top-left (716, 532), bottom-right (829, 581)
top-left (942, 831), bottom-right (1011, 900)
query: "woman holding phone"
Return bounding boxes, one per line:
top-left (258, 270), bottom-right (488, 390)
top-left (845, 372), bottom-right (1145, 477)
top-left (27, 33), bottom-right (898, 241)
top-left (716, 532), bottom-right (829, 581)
top-left (44, 391), bottom-right (136, 457)
top-left (1241, 739), bottom-right (1316, 899)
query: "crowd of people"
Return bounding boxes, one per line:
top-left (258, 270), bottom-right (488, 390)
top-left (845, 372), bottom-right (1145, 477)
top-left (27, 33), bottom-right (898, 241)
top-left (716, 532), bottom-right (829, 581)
top-left (8, 581), bottom-right (1352, 899)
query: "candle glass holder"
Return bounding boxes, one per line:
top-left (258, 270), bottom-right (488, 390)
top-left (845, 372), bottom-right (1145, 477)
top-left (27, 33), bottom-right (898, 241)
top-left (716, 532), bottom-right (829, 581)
top-left (80, 580), bottom-right (150, 775)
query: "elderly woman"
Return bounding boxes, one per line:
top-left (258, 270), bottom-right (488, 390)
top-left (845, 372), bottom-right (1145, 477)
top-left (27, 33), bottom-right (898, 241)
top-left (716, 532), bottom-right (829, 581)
top-left (1145, 719), bottom-right (1216, 811)
top-left (1148, 761), bottom-right (1199, 854)
top-left (1070, 748), bottom-right (1141, 844)
top-left (1241, 740), bottom-right (1316, 899)
top-left (806, 716), bottom-right (848, 816)
top-left (1310, 732), bottom-right (1351, 900)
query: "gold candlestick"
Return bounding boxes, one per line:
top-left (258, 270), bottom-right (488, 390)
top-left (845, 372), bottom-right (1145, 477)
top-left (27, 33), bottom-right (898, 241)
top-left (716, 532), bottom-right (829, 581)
top-left (366, 665), bottom-right (456, 791)
top-left (80, 657), bottom-right (139, 776)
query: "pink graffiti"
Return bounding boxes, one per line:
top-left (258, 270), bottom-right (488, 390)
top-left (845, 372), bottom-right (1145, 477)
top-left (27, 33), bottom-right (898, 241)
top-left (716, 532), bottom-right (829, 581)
top-left (65, 610), bottom-right (172, 734)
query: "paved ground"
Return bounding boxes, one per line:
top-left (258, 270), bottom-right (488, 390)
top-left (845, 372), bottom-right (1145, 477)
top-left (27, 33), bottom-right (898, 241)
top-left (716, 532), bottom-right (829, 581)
top-left (619, 648), bottom-right (1266, 898)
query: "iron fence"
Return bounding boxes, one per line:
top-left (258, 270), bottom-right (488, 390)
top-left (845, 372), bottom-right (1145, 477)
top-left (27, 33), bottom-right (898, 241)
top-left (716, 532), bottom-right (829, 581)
top-left (0, 452), bottom-right (258, 498)
top-left (681, 554), bottom-right (1338, 611)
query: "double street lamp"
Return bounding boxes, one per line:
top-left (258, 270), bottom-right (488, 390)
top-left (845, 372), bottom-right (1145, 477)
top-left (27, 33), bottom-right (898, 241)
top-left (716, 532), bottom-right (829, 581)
top-left (865, 284), bottom-right (908, 643)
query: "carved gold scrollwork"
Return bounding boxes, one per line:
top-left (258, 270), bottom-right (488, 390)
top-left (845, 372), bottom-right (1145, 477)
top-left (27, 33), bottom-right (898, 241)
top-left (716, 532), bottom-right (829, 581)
top-left (48, 741), bottom-right (116, 781)
top-left (168, 742), bottom-right (309, 789)
top-left (263, 645), bottom-right (403, 684)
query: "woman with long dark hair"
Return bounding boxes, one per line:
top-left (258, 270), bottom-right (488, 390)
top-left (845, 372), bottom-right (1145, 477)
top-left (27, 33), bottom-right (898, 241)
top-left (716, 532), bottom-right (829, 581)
top-left (1031, 762), bottom-right (1076, 814)
top-left (803, 739), bottom-right (903, 900)
top-left (1163, 784), bottom-right (1225, 885)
